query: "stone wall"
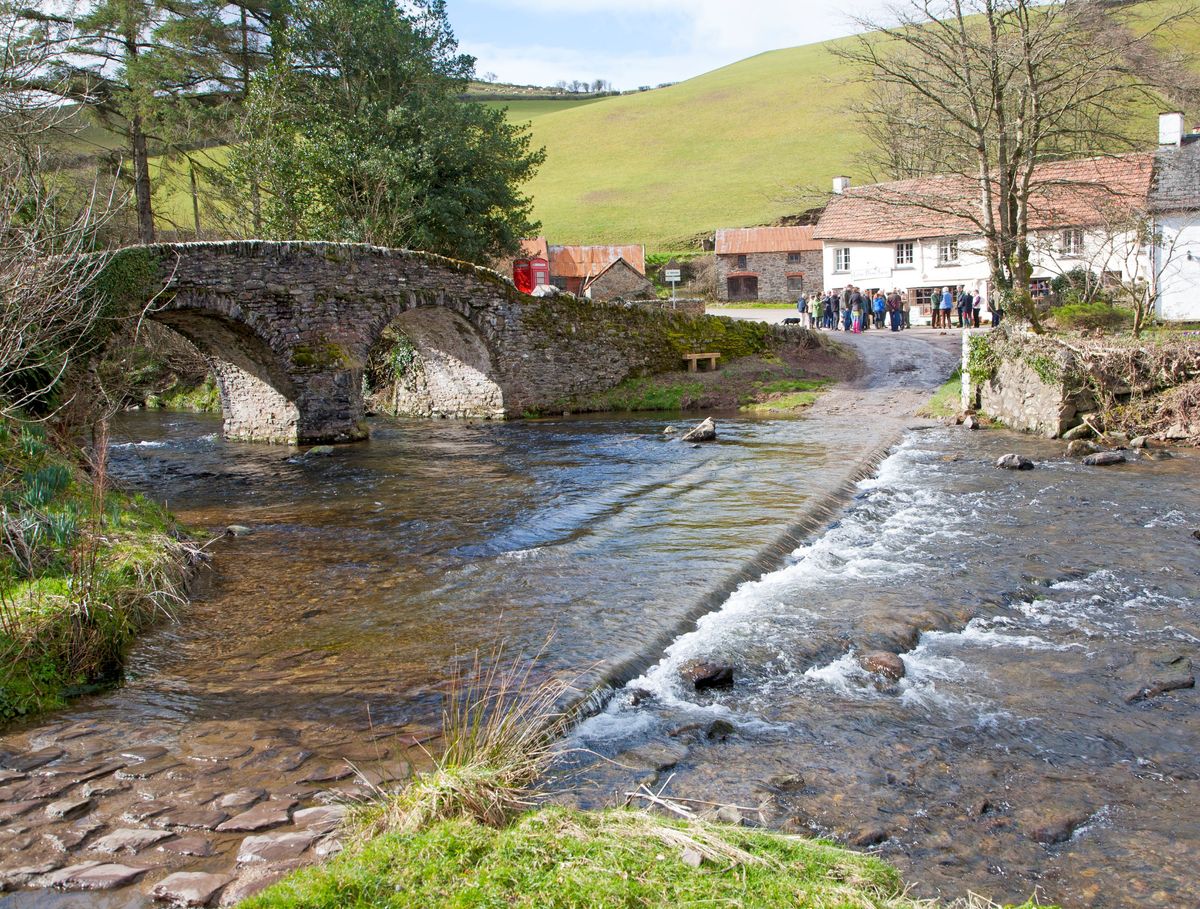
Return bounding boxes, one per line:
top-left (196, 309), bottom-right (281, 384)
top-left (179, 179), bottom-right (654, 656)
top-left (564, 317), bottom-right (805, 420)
top-left (715, 249), bottom-right (824, 301)
top-left (107, 242), bottom-right (787, 442)
top-left (586, 261), bottom-right (654, 301)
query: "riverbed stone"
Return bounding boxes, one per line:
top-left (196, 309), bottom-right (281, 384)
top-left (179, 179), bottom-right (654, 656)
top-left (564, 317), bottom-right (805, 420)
top-left (1066, 440), bottom-right (1099, 457)
top-left (49, 862), bottom-right (148, 890)
top-left (158, 835), bottom-right (214, 857)
top-left (621, 742), bottom-right (689, 773)
top-left (716, 806), bottom-right (743, 826)
top-left (1083, 451), bottom-right (1126, 467)
top-left (859, 651), bottom-right (906, 681)
top-left (1124, 673), bottom-right (1195, 704)
top-left (680, 418), bottom-right (716, 443)
top-left (2, 747), bottom-right (64, 772)
top-left (216, 799), bottom-right (295, 832)
top-left (45, 796), bottom-right (93, 820)
top-left (851, 826), bottom-right (890, 847)
top-left (679, 660), bottom-right (734, 689)
top-left (118, 746), bottom-right (169, 764)
top-left (43, 817), bottom-right (104, 852)
top-left (0, 800), bottom-right (41, 821)
top-left (292, 805), bottom-right (346, 833)
top-left (1062, 423), bottom-right (1093, 441)
top-left (1024, 810), bottom-right (1092, 844)
top-left (216, 788), bottom-right (267, 811)
top-left (123, 800), bottom-right (173, 823)
top-left (0, 860), bottom-right (63, 887)
top-left (236, 829), bottom-right (318, 864)
top-left (997, 453), bottom-right (1034, 471)
top-left (90, 828), bottom-right (174, 854)
top-left (152, 807), bottom-right (229, 831)
top-left (151, 871), bottom-right (234, 907)
top-left (962, 415), bottom-right (980, 430)
top-left (1130, 435), bottom-right (1149, 449)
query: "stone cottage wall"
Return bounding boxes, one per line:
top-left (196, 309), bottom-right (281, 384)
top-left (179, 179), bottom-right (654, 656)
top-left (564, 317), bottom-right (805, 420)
top-left (715, 250), bottom-right (824, 301)
top-left (586, 262), bottom-right (654, 301)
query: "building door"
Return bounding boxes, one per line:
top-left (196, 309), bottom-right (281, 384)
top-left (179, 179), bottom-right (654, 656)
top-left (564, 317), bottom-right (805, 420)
top-left (727, 275), bottom-right (759, 301)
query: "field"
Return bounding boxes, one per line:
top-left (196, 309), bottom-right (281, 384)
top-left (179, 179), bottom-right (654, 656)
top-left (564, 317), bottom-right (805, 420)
top-left (81, 0), bottom-right (1200, 251)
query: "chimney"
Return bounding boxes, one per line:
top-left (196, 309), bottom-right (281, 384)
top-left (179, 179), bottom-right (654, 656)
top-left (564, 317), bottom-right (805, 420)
top-left (832, 175), bottom-right (851, 194)
top-left (1159, 111), bottom-right (1185, 147)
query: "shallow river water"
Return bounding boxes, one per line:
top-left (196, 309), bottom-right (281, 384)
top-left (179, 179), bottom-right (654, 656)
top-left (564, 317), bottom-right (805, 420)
top-left (0, 403), bottom-right (1196, 909)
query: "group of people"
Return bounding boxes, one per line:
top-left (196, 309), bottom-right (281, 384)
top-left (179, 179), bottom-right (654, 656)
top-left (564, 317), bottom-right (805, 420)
top-left (793, 285), bottom-right (1002, 331)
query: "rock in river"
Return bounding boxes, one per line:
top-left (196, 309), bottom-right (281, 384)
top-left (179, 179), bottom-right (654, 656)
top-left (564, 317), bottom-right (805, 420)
top-left (680, 418), bottom-right (716, 443)
top-left (1083, 451), bottom-right (1126, 467)
top-left (995, 453), bottom-right (1034, 471)
top-left (679, 660), bottom-right (734, 689)
top-left (858, 651), bottom-right (906, 681)
top-left (151, 871), bottom-right (233, 907)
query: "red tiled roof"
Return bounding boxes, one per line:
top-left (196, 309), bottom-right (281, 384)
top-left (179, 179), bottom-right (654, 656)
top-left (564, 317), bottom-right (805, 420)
top-left (520, 237), bottom-right (549, 260)
top-left (813, 153), bottom-right (1155, 243)
top-left (715, 226), bottom-right (821, 254)
top-left (548, 244), bottom-right (645, 278)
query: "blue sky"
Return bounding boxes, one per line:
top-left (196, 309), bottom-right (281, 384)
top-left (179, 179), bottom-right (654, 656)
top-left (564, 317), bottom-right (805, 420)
top-left (447, 0), bottom-right (893, 90)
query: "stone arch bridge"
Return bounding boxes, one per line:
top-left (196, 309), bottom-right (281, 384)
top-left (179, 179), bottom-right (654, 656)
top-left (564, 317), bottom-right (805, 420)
top-left (120, 241), bottom-right (753, 444)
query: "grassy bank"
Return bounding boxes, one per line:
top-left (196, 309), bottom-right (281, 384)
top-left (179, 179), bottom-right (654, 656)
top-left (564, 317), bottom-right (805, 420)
top-left (0, 419), bottom-right (196, 722)
top-left (918, 368), bottom-right (964, 419)
top-left (146, 375), bottom-right (221, 412)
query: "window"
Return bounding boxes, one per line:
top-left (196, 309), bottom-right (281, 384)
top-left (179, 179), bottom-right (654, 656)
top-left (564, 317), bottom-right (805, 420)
top-left (735, 254), bottom-right (748, 270)
top-left (787, 252), bottom-right (802, 264)
top-left (937, 239), bottom-right (959, 265)
top-left (1060, 229), bottom-right (1084, 256)
top-left (834, 248), bottom-right (851, 273)
top-left (786, 274), bottom-right (805, 292)
top-left (895, 242), bottom-right (914, 266)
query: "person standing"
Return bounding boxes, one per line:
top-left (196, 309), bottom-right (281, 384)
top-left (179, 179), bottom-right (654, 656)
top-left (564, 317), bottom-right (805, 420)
top-left (959, 288), bottom-right (974, 329)
top-left (796, 292), bottom-right (809, 328)
top-left (901, 292), bottom-right (911, 329)
top-left (823, 294), bottom-right (834, 329)
top-left (939, 286), bottom-right (953, 329)
top-left (873, 291), bottom-right (886, 328)
top-left (886, 289), bottom-right (903, 332)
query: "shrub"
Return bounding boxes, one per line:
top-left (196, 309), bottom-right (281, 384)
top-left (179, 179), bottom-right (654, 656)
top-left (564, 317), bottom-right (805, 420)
top-left (1050, 301), bottom-right (1131, 332)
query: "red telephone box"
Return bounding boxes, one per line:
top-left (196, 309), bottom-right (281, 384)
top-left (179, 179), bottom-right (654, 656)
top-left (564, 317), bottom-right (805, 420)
top-left (513, 257), bottom-right (549, 293)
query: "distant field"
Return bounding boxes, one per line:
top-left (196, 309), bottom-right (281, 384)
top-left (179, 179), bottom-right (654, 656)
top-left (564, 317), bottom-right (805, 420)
top-left (65, 0), bottom-right (1200, 252)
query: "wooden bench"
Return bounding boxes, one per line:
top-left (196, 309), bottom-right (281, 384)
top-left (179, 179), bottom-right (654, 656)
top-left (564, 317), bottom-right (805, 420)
top-left (683, 352), bottom-right (720, 372)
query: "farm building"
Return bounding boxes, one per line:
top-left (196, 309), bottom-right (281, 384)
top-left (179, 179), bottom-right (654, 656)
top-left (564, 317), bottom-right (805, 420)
top-left (506, 239), bottom-right (649, 298)
top-left (580, 256), bottom-right (655, 301)
top-left (713, 227), bottom-right (823, 302)
top-left (1151, 113), bottom-right (1200, 322)
top-left (813, 152), bottom-right (1155, 324)
top-left (547, 244), bottom-right (647, 296)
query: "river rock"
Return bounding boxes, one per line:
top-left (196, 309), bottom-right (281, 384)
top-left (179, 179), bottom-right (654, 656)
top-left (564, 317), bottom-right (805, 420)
top-left (1025, 810), bottom-right (1092, 844)
top-left (292, 805), bottom-right (346, 833)
top-left (1163, 423), bottom-right (1188, 440)
top-left (621, 742), bottom-right (688, 772)
top-left (118, 746), bottom-right (168, 764)
top-left (1062, 423), bottom-right (1093, 441)
top-left (679, 660), bottom-right (734, 689)
top-left (1066, 440), bottom-right (1099, 457)
top-left (237, 829), bottom-right (318, 864)
top-left (859, 651), bottom-right (906, 681)
top-left (1083, 451), bottom-right (1126, 467)
top-left (90, 828), bottom-right (173, 854)
top-left (216, 799), bottom-right (295, 833)
top-left (851, 826), bottom-right (890, 847)
top-left (1104, 431), bottom-right (1130, 447)
top-left (45, 796), bottom-right (93, 820)
top-left (152, 807), bottom-right (229, 831)
top-left (680, 418), bottom-right (716, 443)
top-left (1130, 435), bottom-right (1149, 449)
top-left (681, 847), bottom-right (703, 868)
top-left (962, 415), bottom-right (980, 430)
top-left (158, 835), bottom-right (214, 857)
top-left (1124, 673), bottom-right (1195, 704)
top-left (225, 525), bottom-right (253, 537)
top-left (47, 862), bottom-right (148, 890)
top-left (1145, 450), bottom-right (1173, 461)
top-left (662, 426), bottom-right (676, 435)
top-left (3, 747), bottom-right (64, 772)
top-left (301, 445), bottom-right (335, 459)
top-left (217, 788), bottom-right (266, 811)
top-left (151, 871), bottom-right (234, 907)
top-left (995, 453), bottom-right (1034, 471)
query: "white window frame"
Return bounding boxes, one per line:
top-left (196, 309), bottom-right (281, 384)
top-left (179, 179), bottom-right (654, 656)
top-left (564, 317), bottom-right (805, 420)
top-left (834, 247), bottom-right (851, 273)
top-left (895, 242), bottom-right (914, 267)
top-left (1060, 228), bottom-right (1084, 257)
top-left (937, 238), bottom-right (959, 265)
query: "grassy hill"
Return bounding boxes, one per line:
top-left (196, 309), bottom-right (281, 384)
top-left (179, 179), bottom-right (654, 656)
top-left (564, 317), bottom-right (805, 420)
top-left (89, 0), bottom-right (1200, 251)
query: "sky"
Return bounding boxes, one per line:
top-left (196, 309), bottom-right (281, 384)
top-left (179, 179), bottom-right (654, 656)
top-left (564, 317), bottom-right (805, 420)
top-left (446, 0), bottom-right (895, 90)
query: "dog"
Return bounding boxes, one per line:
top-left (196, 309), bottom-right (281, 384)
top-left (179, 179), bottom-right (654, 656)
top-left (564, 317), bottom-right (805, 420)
top-left (782, 317), bottom-right (802, 325)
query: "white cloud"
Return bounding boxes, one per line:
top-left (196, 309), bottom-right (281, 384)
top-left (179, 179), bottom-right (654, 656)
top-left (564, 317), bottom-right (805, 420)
top-left (463, 0), bottom-right (893, 88)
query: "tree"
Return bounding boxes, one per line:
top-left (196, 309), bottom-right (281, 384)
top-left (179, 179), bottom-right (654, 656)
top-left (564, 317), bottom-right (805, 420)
top-left (833, 0), bottom-right (1194, 332)
top-left (234, 0), bottom-right (544, 262)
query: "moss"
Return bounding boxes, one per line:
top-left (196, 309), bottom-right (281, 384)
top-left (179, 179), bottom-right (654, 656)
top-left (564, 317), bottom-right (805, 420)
top-left (243, 806), bottom-right (941, 909)
top-left (88, 247), bottom-right (164, 317)
top-left (151, 376), bottom-right (220, 412)
top-left (292, 341), bottom-right (353, 370)
top-left (966, 334), bottom-right (999, 386)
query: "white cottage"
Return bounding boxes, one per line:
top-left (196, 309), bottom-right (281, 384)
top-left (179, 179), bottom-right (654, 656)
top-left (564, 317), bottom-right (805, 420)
top-left (1151, 113), bottom-right (1200, 322)
top-left (813, 154), bottom-right (1156, 324)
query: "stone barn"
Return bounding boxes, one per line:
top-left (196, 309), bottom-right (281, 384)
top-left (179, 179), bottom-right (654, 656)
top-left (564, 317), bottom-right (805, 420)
top-left (714, 226), bottom-right (823, 302)
top-left (582, 257), bottom-right (655, 301)
top-left (547, 244), bottom-right (647, 295)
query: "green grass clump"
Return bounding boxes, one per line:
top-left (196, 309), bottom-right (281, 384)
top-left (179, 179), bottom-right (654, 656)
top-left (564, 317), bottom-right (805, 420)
top-left (1049, 302), bottom-right (1133, 332)
top-left (917, 368), bottom-right (964, 419)
top-left (0, 419), bottom-right (194, 722)
top-left (568, 377), bottom-right (706, 413)
top-left (149, 376), bottom-right (221, 413)
top-left (245, 806), bottom-right (928, 909)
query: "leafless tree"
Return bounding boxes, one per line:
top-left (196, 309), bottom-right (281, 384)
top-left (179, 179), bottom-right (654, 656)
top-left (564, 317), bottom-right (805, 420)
top-left (0, 9), bottom-right (125, 420)
top-left (832, 0), bottom-right (1196, 331)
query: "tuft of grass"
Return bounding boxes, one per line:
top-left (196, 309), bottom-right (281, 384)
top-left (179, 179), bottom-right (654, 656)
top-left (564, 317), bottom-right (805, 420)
top-left (149, 375), bottom-right (221, 413)
top-left (356, 648), bottom-right (576, 836)
top-left (917, 367), bottom-right (964, 419)
top-left (565, 377), bottom-right (706, 413)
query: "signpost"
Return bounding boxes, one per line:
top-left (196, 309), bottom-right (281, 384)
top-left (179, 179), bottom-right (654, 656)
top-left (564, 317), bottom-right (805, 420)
top-left (664, 267), bottom-right (681, 300)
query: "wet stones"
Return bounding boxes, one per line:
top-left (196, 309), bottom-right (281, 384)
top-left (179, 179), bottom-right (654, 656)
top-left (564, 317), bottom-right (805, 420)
top-left (151, 807), bottom-right (229, 831)
top-left (1023, 810), bottom-right (1092, 845)
top-left (2, 747), bottom-right (64, 772)
top-left (216, 799), bottom-right (296, 833)
top-left (1082, 451), bottom-right (1126, 467)
top-left (90, 828), bottom-right (173, 855)
top-left (961, 415), bottom-right (980, 431)
top-left (47, 861), bottom-right (148, 890)
top-left (621, 742), bottom-right (689, 773)
top-left (236, 829), bottom-right (318, 864)
top-left (151, 871), bottom-right (234, 907)
top-left (217, 788), bottom-right (266, 812)
top-left (679, 660), bottom-right (734, 690)
top-left (995, 453), bottom-right (1034, 470)
top-left (225, 525), bottom-right (253, 537)
top-left (292, 805), bottom-right (346, 834)
top-left (45, 796), bottom-right (93, 821)
top-left (680, 418), bottom-right (716, 443)
top-left (1124, 672), bottom-right (1195, 704)
top-left (1061, 423), bottom-right (1093, 441)
top-left (1066, 440), bottom-right (1099, 457)
top-left (851, 826), bottom-right (890, 847)
top-left (858, 651), bottom-right (906, 681)
top-left (158, 835), bottom-right (214, 857)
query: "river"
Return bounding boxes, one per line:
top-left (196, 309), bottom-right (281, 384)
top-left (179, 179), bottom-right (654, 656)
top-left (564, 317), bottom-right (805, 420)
top-left (0, 332), bottom-right (1196, 908)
